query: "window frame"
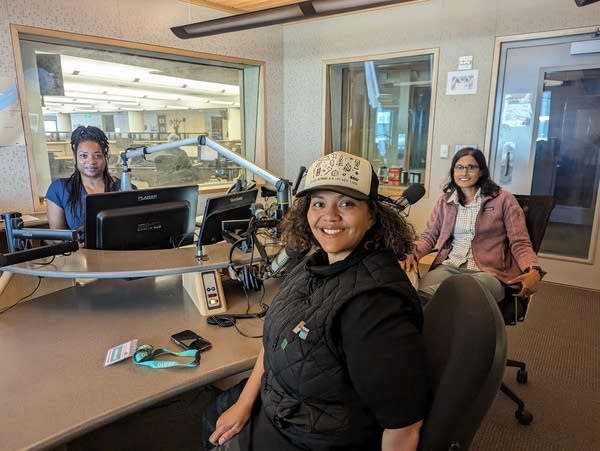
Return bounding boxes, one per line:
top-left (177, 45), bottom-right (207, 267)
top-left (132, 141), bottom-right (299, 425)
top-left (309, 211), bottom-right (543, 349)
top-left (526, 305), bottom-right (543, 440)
top-left (10, 24), bottom-right (267, 211)
top-left (323, 48), bottom-right (438, 195)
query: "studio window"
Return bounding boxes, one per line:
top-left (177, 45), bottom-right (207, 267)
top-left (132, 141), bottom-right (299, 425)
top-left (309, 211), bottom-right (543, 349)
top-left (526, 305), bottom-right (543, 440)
top-left (12, 25), bottom-right (264, 208)
top-left (326, 51), bottom-right (437, 191)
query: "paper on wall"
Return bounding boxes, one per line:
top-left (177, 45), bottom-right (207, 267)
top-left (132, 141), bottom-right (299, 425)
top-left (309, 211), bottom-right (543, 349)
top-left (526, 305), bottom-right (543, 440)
top-left (0, 77), bottom-right (25, 147)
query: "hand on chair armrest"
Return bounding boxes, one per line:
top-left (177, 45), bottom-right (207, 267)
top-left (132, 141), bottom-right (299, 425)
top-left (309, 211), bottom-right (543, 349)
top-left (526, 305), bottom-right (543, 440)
top-left (399, 254), bottom-right (419, 273)
top-left (507, 268), bottom-right (542, 298)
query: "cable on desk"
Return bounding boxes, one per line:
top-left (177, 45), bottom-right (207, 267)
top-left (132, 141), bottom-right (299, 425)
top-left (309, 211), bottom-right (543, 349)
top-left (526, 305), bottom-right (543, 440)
top-left (0, 276), bottom-right (42, 315)
top-left (206, 283), bottom-right (268, 338)
top-left (0, 254), bottom-right (62, 315)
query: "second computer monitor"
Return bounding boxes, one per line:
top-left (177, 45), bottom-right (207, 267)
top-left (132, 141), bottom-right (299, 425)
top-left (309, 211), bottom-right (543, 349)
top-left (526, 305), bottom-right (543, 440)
top-left (198, 189), bottom-right (258, 246)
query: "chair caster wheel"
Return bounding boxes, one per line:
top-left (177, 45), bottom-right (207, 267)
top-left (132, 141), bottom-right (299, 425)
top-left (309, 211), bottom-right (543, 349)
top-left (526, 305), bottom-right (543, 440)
top-left (517, 369), bottom-right (528, 384)
top-left (515, 409), bottom-right (533, 425)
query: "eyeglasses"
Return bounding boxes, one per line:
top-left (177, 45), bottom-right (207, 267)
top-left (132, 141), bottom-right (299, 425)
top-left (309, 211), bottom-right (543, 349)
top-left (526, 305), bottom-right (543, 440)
top-left (454, 164), bottom-right (479, 172)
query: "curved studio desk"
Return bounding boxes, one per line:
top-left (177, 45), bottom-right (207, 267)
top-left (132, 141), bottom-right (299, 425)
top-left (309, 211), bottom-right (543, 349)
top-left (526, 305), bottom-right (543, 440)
top-left (3, 243), bottom-right (250, 279)
top-left (0, 243), bottom-right (278, 451)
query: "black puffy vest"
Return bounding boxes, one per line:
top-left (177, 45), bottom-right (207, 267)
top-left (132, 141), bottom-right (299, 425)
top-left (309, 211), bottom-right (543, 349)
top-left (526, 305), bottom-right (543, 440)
top-left (260, 248), bottom-right (421, 449)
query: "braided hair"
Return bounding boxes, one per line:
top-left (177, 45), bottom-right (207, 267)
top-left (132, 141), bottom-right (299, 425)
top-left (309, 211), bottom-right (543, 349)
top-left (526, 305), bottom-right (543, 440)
top-left (66, 125), bottom-right (113, 217)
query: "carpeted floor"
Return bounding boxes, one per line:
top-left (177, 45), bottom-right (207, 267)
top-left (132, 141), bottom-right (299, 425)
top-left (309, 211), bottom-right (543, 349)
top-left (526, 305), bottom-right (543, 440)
top-left (471, 282), bottom-right (600, 450)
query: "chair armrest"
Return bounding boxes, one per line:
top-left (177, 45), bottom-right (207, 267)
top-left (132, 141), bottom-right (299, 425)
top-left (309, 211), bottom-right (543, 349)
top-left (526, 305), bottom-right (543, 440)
top-left (498, 284), bottom-right (530, 325)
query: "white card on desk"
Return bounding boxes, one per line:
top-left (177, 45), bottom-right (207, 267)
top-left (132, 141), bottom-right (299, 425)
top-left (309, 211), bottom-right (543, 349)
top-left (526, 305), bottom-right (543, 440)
top-left (104, 339), bottom-right (138, 366)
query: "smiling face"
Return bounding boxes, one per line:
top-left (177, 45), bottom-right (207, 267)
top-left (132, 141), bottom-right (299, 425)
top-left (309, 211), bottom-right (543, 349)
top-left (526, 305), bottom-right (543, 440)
top-left (307, 191), bottom-right (375, 264)
top-left (453, 154), bottom-right (481, 192)
top-left (75, 140), bottom-right (107, 179)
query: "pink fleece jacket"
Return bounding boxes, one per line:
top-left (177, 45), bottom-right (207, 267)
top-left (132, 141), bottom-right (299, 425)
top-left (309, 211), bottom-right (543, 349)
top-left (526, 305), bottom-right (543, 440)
top-left (414, 190), bottom-right (539, 284)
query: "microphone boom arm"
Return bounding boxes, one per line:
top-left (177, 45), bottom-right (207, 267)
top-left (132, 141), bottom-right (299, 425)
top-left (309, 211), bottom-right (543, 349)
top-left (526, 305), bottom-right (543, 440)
top-left (119, 135), bottom-right (291, 218)
top-left (1, 212), bottom-right (79, 268)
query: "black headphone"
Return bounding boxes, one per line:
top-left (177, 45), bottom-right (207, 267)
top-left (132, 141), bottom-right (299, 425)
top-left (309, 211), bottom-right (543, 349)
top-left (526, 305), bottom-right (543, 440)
top-left (227, 233), bottom-right (263, 292)
top-left (229, 264), bottom-right (263, 292)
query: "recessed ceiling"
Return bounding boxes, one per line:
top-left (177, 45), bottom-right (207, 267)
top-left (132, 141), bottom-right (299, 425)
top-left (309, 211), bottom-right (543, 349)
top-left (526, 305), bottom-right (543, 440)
top-left (184, 0), bottom-right (300, 14)
top-left (38, 52), bottom-right (241, 115)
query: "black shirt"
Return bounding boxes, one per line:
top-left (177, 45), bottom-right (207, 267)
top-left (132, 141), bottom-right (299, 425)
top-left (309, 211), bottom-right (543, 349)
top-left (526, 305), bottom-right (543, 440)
top-left (257, 246), bottom-right (429, 450)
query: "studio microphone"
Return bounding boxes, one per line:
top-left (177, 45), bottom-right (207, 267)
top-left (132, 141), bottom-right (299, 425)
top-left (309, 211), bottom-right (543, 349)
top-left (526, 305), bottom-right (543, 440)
top-left (268, 246), bottom-right (309, 277)
top-left (379, 183), bottom-right (426, 212)
top-left (292, 165), bottom-right (307, 195)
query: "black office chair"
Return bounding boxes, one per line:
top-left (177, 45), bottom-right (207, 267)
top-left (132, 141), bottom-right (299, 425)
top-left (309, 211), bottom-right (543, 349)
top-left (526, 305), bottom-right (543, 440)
top-left (419, 274), bottom-right (507, 451)
top-left (497, 195), bottom-right (555, 425)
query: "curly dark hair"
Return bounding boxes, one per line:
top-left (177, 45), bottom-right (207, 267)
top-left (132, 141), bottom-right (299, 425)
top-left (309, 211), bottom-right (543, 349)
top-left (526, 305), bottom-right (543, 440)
top-left (67, 125), bottom-right (113, 216)
top-left (280, 195), bottom-right (416, 258)
top-left (443, 147), bottom-right (501, 206)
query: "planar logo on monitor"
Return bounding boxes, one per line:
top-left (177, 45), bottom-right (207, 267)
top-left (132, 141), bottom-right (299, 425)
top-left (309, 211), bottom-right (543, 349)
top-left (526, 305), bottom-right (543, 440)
top-left (138, 194), bottom-right (159, 201)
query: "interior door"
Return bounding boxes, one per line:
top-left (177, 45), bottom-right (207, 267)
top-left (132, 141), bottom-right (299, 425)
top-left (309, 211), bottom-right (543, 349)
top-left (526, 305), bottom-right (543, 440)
top-left (492, 35), bottom-right (600, 261)
top-left (538, 77), bottom-right (599, 258)
top-left (489, 31), bottom-right (600, 289)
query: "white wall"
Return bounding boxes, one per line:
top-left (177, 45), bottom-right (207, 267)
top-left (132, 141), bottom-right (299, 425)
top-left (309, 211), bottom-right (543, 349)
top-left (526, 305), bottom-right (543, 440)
top-left (0, 0), bottom-right (285, 213)
top-left (281, 0), bottom-right (600, 289)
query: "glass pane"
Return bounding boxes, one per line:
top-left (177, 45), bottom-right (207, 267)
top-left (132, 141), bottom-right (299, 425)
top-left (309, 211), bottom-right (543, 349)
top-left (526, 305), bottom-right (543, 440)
top-left (328, 54), bottom-right (434, 189)
top-left (532, 69), bottom-right (600, 258)
top-left (18, 33), bottom-right (260, 201)
top-left (490, 33), bottom-right (600, 262)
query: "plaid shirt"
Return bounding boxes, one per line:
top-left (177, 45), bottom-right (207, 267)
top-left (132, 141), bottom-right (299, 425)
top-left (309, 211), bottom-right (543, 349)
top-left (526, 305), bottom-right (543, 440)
top-left (443, 189), bottom-right (482, 270)
top-left (414, 189), bottom-right (539, 284)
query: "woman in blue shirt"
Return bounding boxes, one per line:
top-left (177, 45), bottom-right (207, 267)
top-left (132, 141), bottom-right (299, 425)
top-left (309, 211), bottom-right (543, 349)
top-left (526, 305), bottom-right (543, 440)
top-left (46, 126), bottom-right (123, 237)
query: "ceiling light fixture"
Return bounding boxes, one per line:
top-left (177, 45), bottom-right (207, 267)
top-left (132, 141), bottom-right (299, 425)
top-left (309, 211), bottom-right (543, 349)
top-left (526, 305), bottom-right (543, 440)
top-left (61, 55), bottom-right (239, 94)
top-left (172, 0), bottom-right (412, 39)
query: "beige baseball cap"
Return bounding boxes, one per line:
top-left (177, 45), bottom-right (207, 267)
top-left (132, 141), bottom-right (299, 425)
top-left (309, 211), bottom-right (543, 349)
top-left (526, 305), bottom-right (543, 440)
top-left (296, 151), bottom-right (379, 200)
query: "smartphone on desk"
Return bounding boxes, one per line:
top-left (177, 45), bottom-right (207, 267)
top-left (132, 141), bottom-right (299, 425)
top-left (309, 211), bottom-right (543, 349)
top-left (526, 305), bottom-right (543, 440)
top-left (170, 329), bottom-right (212, 352)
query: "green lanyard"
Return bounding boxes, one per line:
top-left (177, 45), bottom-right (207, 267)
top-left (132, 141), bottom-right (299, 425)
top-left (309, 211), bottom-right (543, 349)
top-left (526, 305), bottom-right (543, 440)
top-left (133, 344), bottom-right (201, 369)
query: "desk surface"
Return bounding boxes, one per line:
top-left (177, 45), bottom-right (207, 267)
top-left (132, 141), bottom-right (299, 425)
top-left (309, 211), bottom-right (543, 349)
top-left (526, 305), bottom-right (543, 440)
top-left (0, 213), bottom-right (48, 231)
top-left (0, 275), bottom-right (277, 451)
top-left (2, 242), bottom-right (272, 279)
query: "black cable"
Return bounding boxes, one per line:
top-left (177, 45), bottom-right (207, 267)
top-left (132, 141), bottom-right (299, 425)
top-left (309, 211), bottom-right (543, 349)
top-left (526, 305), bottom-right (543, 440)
top-left (206, 282), bottom-right (268, 337)
top-left (0, 276), bottom-right (42, 315)
top-left (31, 255), bottom-right (57, 266)
top-left (232, 320), bottom-right (264, 339)
top-left (209, 229), bottom-right (272, 338)
top-left (227, 236), bottom-right (252, 267)
top-left (0, 250), bottom-right (72, 315)
top-left (175, 231), bottom-right (199, 248)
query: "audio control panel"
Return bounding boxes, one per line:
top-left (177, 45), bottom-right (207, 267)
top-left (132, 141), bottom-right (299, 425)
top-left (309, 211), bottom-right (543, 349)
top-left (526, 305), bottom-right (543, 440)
top-left (201, 271), bottom-right (223, 310)
top-left (183, 270), bottom-right (228, 316)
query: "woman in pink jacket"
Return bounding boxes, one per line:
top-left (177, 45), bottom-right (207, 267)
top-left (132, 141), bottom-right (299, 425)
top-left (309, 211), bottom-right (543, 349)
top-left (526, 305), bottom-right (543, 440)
top-left (401, 147), bottom-right (544, 304)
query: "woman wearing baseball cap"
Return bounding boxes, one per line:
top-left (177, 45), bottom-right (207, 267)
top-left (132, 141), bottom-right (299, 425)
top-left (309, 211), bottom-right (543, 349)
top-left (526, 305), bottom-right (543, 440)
top-left (206, 152), bottom-right (429, 450)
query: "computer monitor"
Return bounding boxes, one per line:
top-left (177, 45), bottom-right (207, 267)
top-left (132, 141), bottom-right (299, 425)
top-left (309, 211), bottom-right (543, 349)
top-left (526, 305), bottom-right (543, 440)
top-left (198, 189), bottom-right (258, 246)
top-left (85, 185), bottom-right (199, 250)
